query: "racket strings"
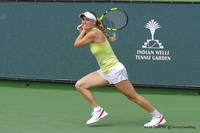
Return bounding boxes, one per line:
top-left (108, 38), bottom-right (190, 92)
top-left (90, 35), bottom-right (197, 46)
top-left (103, 10), bottom-right (128, 30)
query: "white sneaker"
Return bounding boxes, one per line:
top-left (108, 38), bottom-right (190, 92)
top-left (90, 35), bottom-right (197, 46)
top-left (86, 108), bottom-right (108, 124)
top-left (144, 115), bottom-right (166, 127)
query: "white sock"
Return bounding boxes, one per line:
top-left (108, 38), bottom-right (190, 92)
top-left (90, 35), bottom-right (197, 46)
top-left (150, 109), bottom-right (161, 117)
top-left (93, 106), bottom-right (101, 112)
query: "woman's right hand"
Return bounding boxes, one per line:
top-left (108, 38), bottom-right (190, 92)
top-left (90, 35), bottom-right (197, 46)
top-left (77, 24), bottom-right (83, 32)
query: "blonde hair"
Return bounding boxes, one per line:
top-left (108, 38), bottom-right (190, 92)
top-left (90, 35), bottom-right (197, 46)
top-left (88, 11), bottom-right (116, 41)
top-left (96, 18), bottom-right (116, 41)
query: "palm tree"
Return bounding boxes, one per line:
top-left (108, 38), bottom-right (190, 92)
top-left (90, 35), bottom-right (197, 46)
top-left (145, 19), bottom-right (161, 40)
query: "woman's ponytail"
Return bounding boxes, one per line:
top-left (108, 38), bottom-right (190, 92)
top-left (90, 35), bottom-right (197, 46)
top-left (87, 11), bottom-right (116, 41)
top-left (96, 18), bottom-right (116, 41)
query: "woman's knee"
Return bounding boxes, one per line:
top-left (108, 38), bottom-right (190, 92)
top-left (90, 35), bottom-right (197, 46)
top-left (75, 80), bottom-right (83, 91)
top-left (75, 80), bottom-right (89, 92)
top-left (125, 94), bottom-right (140, 103)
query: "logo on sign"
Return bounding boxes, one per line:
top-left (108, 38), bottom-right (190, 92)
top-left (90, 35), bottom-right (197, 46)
top-left (135, 19), bottom-right (171, 61)
top-left (143, 20), bottom-right (163, 49)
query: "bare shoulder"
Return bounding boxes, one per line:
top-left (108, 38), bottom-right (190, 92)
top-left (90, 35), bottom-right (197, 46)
top-left (90, 28), bottom-right (105, 44)
top-left (90, 28), bottom-right (103, 36)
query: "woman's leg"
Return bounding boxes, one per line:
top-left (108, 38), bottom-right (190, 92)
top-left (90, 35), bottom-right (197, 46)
top-left (75, 71), bottom-right (109, 108)
top-left (75, 71), bottom-right (109, 124)
top-left (114, 80), bottom-right (166, 127)
top-left (114, 80), bottom-right (155, 112)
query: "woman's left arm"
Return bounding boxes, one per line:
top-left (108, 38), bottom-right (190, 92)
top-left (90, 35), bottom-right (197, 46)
top-left (74, 30), bottom-right (95, 48)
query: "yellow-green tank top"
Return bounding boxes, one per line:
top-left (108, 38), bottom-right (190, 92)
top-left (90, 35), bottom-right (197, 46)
top-left (90, 35), bottom-right (119, 73)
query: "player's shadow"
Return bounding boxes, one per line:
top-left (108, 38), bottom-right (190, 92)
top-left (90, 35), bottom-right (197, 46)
top-left (87, 120), bottom-right (142, 127)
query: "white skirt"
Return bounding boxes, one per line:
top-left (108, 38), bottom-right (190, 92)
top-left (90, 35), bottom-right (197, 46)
top-left (97, 62), bottom-right (128, 84)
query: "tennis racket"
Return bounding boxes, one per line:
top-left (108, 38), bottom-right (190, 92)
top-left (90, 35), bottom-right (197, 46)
top-left (99, 8), bottom-right (128, 31)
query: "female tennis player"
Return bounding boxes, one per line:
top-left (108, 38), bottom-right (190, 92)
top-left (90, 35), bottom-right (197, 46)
top-left (74, 11), bottom-right (166, 127)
